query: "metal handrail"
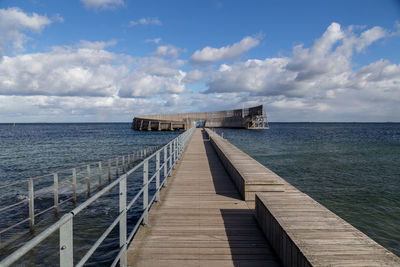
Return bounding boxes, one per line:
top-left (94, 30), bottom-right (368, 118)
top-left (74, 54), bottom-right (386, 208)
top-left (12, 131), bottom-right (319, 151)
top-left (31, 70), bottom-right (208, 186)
top-left (0, 144), bottom-right (161, 235)
top-left (0, 126), bottom-right (196, 267)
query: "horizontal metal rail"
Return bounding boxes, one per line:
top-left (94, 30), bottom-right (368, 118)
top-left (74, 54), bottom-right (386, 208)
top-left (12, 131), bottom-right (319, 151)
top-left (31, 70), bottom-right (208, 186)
top-left (0, 144), bottom-right (161, 236)
top-left (0, 126), bottom-right (195, 267)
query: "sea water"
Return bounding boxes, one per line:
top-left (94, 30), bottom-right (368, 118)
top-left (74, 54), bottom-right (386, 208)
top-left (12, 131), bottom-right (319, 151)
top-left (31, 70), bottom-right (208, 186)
top-left (0, 123), bottom-right (399, 265)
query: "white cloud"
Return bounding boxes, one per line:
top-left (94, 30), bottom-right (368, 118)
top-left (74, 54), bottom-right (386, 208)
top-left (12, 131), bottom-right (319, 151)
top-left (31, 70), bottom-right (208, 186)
top-left (184, 70), bottom-right (204, 83)
top-left (78, 40), bottom-right (117, 50)
top-left (0, 46), bottom-right (124, 97)
top-left (129, 17), bottom-right (162, 26)
top-left (0, 20), bottom-right (399, 122)
top-left (204, 22), bottom-right (400, 121)
top-left (145, 38), bottom-right (162, 44)
top-left (356, 26), bottom-right (387, 52)
top-left (81, 0), bottom-right (124, 10)
top-left (190, 36), bottom-right (260, 65)
top-left (53, 13), bottom-right (64, 23)
top-left (0, 7), bottom-right (52, 55)
top-left (154, 45), bottom-right (180, 58)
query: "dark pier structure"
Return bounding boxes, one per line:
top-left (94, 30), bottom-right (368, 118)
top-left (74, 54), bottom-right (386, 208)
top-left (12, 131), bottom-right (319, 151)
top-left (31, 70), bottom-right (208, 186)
top-left (132, 104), bottom-right (268, 131)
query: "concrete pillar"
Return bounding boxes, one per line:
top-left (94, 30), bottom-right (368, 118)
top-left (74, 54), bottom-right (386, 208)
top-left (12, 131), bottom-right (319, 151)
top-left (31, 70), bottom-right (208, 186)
top-left (170, 122), bottom-right (174, 131)
top-left (158, 121), bottom-right (161, 131)
top-left (139, 120), bottom-right (143, 131)
top-left (147, 120), bottom-right (151, 131)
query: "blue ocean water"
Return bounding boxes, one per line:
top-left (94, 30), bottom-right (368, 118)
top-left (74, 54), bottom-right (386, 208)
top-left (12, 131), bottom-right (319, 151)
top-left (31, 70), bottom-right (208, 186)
top-left (0, 123), bottom-right (399, 264)
top-left (0, 123), bottom-right (178, 185)
top-left (216, 123), bottom-right (400, 257)
top-left (0, 123), bottom-right (179, 266)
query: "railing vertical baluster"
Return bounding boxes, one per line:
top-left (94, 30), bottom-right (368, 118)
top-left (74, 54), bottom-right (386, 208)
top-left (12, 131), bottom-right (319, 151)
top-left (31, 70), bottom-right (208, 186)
top-left (119, 175), bottom-right (127, 266)
top-left (60, 217), bottom-right (73, 267)
top-left (54, 173), bottom-right (59, 215)
top-left (122, 156), bottom-right (126, 173)
top-left (132, 152), bottom-right (135, 165)
top-left (108, 159), bottom-right (111, 182)
top-left (173, 139), bottom-right (177, 169)
top-left (87, 165), bottom-right (91, 196)
top-left (127, 154), bottom-right (130, 169)
top-left (156, 151), bottom-right (160, 202)
top-left (72, 168), bottom-right (77, 204)
top-left (169, 142), bottom-right (172, 174)
top-left (143, 159), bottom-right (149, 226)
top-left (98, 162), bottom-right (102, 187)
top-left (116, 158), bottom-right (119, 177)
top-left (28, 179), bottom-right (34, 231)
top-left (163, 146), bottom-right (167, 187)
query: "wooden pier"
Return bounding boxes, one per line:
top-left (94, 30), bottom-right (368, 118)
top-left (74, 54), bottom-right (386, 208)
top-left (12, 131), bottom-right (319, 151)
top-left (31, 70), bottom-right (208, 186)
top-left (127, 129), bottom-right (400, 267)
top-left (127, 129), bottom-right (280, 266)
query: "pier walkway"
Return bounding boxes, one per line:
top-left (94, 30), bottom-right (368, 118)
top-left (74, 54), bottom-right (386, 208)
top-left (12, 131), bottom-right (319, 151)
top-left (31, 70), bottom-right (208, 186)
top-left (127, 129), bottom-right (280, 266)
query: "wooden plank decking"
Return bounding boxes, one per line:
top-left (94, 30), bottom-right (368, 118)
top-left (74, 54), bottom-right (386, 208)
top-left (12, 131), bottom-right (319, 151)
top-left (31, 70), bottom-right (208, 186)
top-left (127, 129), bottom-right (280, 267)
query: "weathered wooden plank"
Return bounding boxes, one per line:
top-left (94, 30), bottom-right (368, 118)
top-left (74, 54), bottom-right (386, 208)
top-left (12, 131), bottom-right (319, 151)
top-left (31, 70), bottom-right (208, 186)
top-left (127, 129), bottom-right (280, 266)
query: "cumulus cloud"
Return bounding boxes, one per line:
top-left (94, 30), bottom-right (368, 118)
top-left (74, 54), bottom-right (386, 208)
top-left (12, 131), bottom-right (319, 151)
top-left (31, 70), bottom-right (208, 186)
top-left (0, 46), bottom-right (124, 97)
top-left (184, 70), bottom-right (204, 83)
top-left (78, 40), bottom-right (117, 49)
top-left (129, 17), bottom-right (162, 26)
top-left (0, 41), bottom-right (189, 102)
top-left (190, 36), bottom-right (260, 65)
top-left (81, 0), bottom-right (124, 10)
top-left (154, 45), bottom-right (180, 58)
top-left (204, 22), bottom-right (400, 121)
top-left (0, 7), bottom-right (52, 55)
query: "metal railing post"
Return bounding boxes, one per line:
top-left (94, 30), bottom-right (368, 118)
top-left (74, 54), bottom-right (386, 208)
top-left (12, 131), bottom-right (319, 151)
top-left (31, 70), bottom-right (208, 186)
top-left (60, 217), bottom-right (73, 267)
top-left (28, 179), bottom-right (34, 231)
top-left (72, 168), bottom-right (77, 204)
top-left (156, 151), bottom-right (160, 202)
top-left (98, 162), bottom-right (102, 187)
top-left (173, 139), bottom-right (177, 168)
top-left (116, 157), bottom-right (119, 177)
top-left (122, 156), bottom-right (126, 173)
top-left (119, 175), bottom-right (127, 266)
top-left (108, 159), bottom-right (111, 182)
top-left (169, 142), bottom-right (172, 174)
top-left (163, 146), bottom-right (167, 187)
top-left (87, 165), bottom-right (91, 196)
top-left (54, 173), bottom-right (59, 215)
top-left (143, 159), bottom-right (149, 226)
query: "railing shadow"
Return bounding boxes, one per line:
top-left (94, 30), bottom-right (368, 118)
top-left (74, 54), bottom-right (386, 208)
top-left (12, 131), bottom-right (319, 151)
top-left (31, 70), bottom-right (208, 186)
top-left (220, 209), bottom-right (281, 267)
top-left (201, 129), bottom-right (242, 201)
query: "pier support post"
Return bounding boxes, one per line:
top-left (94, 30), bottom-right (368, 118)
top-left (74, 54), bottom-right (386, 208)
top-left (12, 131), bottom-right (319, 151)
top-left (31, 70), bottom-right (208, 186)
top-left (127, 154), bottom-right (130, 169)
top-left (28, 179), bottom-right (34, 231)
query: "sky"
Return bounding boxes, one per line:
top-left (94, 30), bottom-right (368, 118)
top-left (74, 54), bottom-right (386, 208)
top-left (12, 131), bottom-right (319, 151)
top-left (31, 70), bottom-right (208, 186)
top-left (0, 0), bottom-right (399, 122)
